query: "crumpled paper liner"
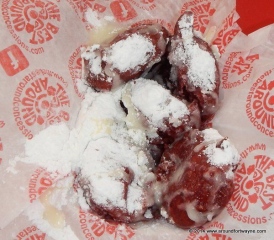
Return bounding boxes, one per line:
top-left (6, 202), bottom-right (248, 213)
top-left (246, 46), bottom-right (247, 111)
top-left (212, 22), bottom-right (274, 240)
top-left (1, 0), bottom-right (272, 239)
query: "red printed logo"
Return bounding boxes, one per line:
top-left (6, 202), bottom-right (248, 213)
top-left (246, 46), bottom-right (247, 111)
top-left (12, 69), bottom-right (70, 139)
top-left (221, 52), bottom-right (259, 89)
top-left (110, 0), bottom-right (137, 22)
top-left (181, 0), bottom-right (215, 33)
top-left (2, 0), bottom-right (61, 54)
top-left (0, 45), bottom-right (29, 76)
top-left (79, 209), bottom-right (135, 240)
top-left (28, 167), bottom-right (60, 203)
top-left (128, 0), bottom-right (156, 11)
top-left (15, 225), bottom-right (46, 240)
top-left (227, 143), bottom-right (274, 224)
top-left (66, 0), bottom-right (106, 29)
top-left (68, 46), bottom-right (84, 99)
top-left (212, 11), bottom-right (240, 55)
top-left (246, 69), bottom-right (274, 137)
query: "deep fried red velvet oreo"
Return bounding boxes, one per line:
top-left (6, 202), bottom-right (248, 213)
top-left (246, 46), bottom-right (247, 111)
top-left (157, 128), bottom-right (239, 228)
top-left (83, 24), bottom-right (169, 91)
top-left (168, 11), bottom-right (220, 121)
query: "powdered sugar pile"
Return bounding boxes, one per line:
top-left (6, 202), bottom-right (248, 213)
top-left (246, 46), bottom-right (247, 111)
top-left (130, 78), bottom-right (190, 129)
top-left (16, 78), bottom-right (193, 219)
top-left (15, 77), bottom-right (239, 230)
top-left (79, 137), bottom-right (154, 214)
top-left (104, 34), bottom-right (156, 72)
top-left (22, 124), bottom-right (72, 174)
top-left (170, 13), bottom-right (216, 92)
top-left (202, 128), bottom-right (240, 178)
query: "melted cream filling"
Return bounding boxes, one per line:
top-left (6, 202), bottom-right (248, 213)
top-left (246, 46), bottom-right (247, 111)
top-left (185, 201), bottom-right (220, 225)
top-left (40, 188), bottom-right (66, 229)
top-left (88, 22), bottom-right (126, 45)
top-left (90, 118), bottom-right (113, 135)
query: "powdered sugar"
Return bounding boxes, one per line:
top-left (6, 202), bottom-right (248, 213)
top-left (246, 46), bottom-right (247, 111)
top-left (16, 77), bottom-right (202, 225)
top-left (178, 12), bottom-right (194, 38)
top-left (79, 137), bottom-right (153, 214)
top-left (129, 78), bottom-right (190, 129)
top-left (202, 128), bottom-right (240, 178)
top-left (85, 9), bottom-right (115, 28)
top-left (16, 79), bottom-right (159, 220)
top-left (10, 13), bottom-right (237, 236)
top-left (202, 128), bottom-right (223, 142)
top-left (82, 45), bottom-right (102, 75)
top-left (22, 124), bottom-right (72, 175)
top-left (25, 200), bottom-right (79, 240)
top-left (104, 34), bottom-right (156, 72)
top-left (17, 78), bottom-right (199, 218)
top-left (184, 44), bottom-right (216, 92)
top-left (170, 12), bottom-right (216, 92)
top-left (85, 9), bottom-right (102, 28)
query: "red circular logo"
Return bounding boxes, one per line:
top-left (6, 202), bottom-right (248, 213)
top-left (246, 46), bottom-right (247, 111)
top-left (2, 0), bottom-right (61, 54)
top-left (245, 69), bottom-right (274, 137)
top-left (181, 0), bottom-right (216, 34)
top-left (15, 225), bottom-right (46, 240)
top-left (212, 11), bottom-right (240, 55)
top-left (220, 52), bottom-right (259, 89)
top-left (12, 69), bottom-right (71, 139)
top-left (78, 209), bottom-right (135, 240)
top-left (227, 143), bottom-right (274, 224)
top-left (128, 0), bottom-right (156, 11)
top-left (68, 46), bottom-right (84, 99)
top-left (28, 167), bottom-right (60, 203)
top-left (66, 0), bottom-right (106, 29)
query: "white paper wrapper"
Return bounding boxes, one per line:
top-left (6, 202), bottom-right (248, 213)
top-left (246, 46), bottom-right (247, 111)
top-left (212, 23), bottom-right (274, 240)
top-left (0, 0), bottom-right (273, 239)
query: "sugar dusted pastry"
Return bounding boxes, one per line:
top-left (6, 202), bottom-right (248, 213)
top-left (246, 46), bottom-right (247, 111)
top-left (168, 11), bottom-right (220, 121)
top-left (75, 137), bottom-right (156, 223)
top-left (157, 128), bottom-right (240, 228)
top-left (76, 11), bottom-right (239, 230)
top-left (82, 24), bottom-right (169, 91)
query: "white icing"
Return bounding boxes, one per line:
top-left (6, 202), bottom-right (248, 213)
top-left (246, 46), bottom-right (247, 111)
top-left (185, 201), bottom-right (205, 224)
top-left (144, 209), bottom-right (153, 219)
top-left (185, 201), bottom-right (220, 225)
top-left (160, 207), bottom-right (169, 219)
